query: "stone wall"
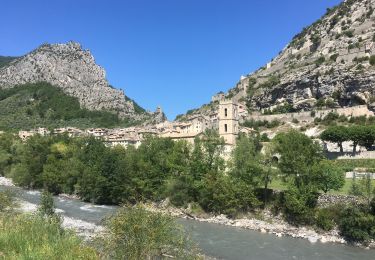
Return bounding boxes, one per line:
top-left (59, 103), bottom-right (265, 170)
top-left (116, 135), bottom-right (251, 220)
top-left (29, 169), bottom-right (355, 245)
top-left (246, 105), bottom-right (373, 123)
top-left (317, 193), bottom-right (364, 208)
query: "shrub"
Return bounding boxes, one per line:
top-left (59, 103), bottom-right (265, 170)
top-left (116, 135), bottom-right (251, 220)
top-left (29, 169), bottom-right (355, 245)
top-left (330, 53), bottom-right (339, 62)
top-left (316, 98), bottom-right (325, 107)
top-left (344, 30), bottom-right (354, 37)
top-left (242, 119), bottom-right (280, 129)
top-left (282, 187), bottom-right (318, 226)
top-left (38, 190), bottom-right (57, 218)
top-left (199, 172), bottom-right (260, 216)
top-left (258, 75), bottom-right (280, 89)
top-left (269, 103), bottom-right (294, 114)
top-left (325, 99), bottom-right (336, 108)
top-left (315, 56), bottom-right (326, 66)
top-left (260, 133), bottom-right (270, 142)
top-left (292, 118), bottom-right (299, 124)
top-left (102, 206), bottom-right (200, 259)
top-left (316, 208), bottom-right (335, 231)
top-left (370, 55), bottom-right (375, 66)
top-left (0, 190), bottom-right (15, 212)
top-left (338, 205), bottom-right (375, 243)
top-left (321, 112), bottom-right (339, 125)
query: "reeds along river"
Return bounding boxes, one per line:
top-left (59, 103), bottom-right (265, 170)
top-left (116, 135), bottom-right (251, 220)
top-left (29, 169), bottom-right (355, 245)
top-left (1, 184), bottom-right (374, 260)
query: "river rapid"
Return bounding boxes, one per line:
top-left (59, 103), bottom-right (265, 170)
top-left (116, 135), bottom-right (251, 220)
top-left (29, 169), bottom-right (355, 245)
top-left (0, 179), bottom-right (374, 260)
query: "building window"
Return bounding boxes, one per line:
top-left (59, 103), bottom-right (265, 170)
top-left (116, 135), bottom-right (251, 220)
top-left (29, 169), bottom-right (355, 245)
top-left (224, 124), bottom-right (228, 132)
top-left (224, 108), bottom-right (228, 117)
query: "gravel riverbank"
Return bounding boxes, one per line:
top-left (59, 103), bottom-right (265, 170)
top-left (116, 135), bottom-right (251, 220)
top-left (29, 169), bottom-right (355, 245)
top-left (144, 201), bottom-right (375, 250)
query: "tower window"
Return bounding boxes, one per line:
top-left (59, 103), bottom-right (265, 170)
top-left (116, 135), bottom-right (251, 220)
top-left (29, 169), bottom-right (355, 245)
top-left (224, 108), bottom-right (228, 117)
top-left (224, 124), bottom-right (228, 132)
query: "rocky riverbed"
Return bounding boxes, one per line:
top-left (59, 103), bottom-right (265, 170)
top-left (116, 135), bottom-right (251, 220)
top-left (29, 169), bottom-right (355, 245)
top-left (144, 200), bottom-right (375, 250)
top-left (0, 176), bottom-right (105, 240)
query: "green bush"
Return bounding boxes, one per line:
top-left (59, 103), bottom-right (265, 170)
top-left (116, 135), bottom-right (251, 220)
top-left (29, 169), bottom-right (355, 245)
top-left (242, 119), bottom-right (280, 129)
top-left (282, 187), bottom-right (318, 226)
top-left (316, 98), bottom-right (325, 107)
top-left (292, 118), bottom-right (299, 124)
top-left (260, 133), bottom-right (270, 142)
top-left (258, 75), bottom-right (280, 89)
top-left (343, 30), bottom-right (354, 38)
top-left (370, 55), bottom-right (375, 66)
top-left (0, 190), bottom-right (15, 212)
top-left (338, 205), bottom-right (375, 243)
top-left (315, 56), bottom-right (326, 66)
top-left (102, 206), bottom-right (200, 260)
top-left (321, 112), bottom-right (339, 125)
top-left (330, 53), bottom-right (339, 62)
top-left (315, 208), bottom-right (335, 231)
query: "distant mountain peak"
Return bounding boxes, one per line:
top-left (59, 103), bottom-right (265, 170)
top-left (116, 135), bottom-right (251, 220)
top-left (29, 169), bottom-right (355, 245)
top-left (0, 41), bottom-right (162, 123)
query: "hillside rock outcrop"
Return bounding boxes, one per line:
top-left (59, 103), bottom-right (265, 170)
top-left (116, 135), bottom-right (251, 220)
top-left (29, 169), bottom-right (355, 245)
top-left (181, 0), bottom-right (375, 121)
top-left (0, 42), bottom-right (152, 121)
top-left (236, 0), bottom-right (375, 112)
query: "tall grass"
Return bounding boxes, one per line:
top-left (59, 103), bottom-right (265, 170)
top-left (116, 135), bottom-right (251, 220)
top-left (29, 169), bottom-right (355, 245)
top-left (0, 214), bottom-right (98, 259)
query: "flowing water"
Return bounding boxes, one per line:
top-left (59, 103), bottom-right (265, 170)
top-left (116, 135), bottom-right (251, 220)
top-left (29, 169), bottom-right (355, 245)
top-left (1, 185), bottom-right (374, 260)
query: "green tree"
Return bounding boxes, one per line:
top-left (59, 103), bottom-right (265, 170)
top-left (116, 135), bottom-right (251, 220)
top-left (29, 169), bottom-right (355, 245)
top-left (231, 134), bottom-right (262, 187)
top-left (359, 125), bottom-right (375, 151)
top-left (259, 144), bottom-right (279, 207)
top-left (348, 125), bottom-right (365, 154)
top-left (201, 129), bottom-right (225, 172)
top-left (311, 160), bottom-right (345, 193)
top-left (358, 173), bottom-right (375, 206)
top-left (320, 126), bottom-right (349, 153)
top-left (273, 130), bottom-right (323, 188)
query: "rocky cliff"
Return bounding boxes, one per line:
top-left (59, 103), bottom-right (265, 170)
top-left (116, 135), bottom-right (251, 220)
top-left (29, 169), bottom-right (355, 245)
top-left (181, 0), bottom-right (375, 120)
top-left (236, 0), bottom-right (375, 113)
top-left (0, 42), bottom-right (159, 122)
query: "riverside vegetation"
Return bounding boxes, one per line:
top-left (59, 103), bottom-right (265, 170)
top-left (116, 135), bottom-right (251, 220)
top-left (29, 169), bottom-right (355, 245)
top-left (0, 190), bottom-right (200, 259)
top-left (0, 129), bottom-right (375, 247)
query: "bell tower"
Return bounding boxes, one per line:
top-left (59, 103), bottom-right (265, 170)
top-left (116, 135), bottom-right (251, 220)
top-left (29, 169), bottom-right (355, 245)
top-left (219, 99), bottom-right (239, 145)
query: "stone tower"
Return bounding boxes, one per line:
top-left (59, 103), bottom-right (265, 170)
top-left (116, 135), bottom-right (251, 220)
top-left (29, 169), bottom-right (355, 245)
top-left (218, 99), bottom-right (239, 145)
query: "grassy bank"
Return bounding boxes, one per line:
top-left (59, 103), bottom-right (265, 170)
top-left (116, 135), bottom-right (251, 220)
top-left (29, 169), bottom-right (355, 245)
top-left (0, 214), bottom-right (98, 259)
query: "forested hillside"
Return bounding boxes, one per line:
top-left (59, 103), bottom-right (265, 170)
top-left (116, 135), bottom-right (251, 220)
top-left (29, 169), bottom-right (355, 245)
top-left (0, 82), bottom-right (140, 130)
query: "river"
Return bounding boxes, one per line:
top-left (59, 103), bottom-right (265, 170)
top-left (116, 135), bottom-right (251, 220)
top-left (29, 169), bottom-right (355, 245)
top-left (1, 184), bottom-right (374, 260)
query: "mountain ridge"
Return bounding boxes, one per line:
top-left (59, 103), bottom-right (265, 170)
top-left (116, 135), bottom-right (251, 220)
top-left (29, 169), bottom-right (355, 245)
top-left (178, 0), bottom-right (375, 121)
top-left (0, 42), bottom-right (164, 124)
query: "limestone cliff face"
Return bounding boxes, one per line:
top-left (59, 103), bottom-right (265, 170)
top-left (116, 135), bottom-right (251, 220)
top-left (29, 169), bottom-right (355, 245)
top-left (0, 42), bottom-right (146, 120)
top-left (233, 0), bottom-right (375, 112)
top-left (182, 0), bottom-right (375, 121)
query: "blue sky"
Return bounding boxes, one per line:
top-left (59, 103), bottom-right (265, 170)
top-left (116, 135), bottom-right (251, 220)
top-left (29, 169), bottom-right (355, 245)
top-left (0, 0), bottom-right (341, 119)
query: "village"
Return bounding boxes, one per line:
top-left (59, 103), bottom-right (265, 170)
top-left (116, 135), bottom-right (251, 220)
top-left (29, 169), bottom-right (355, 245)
top-left (17, 99), bottom-right (253, 150)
